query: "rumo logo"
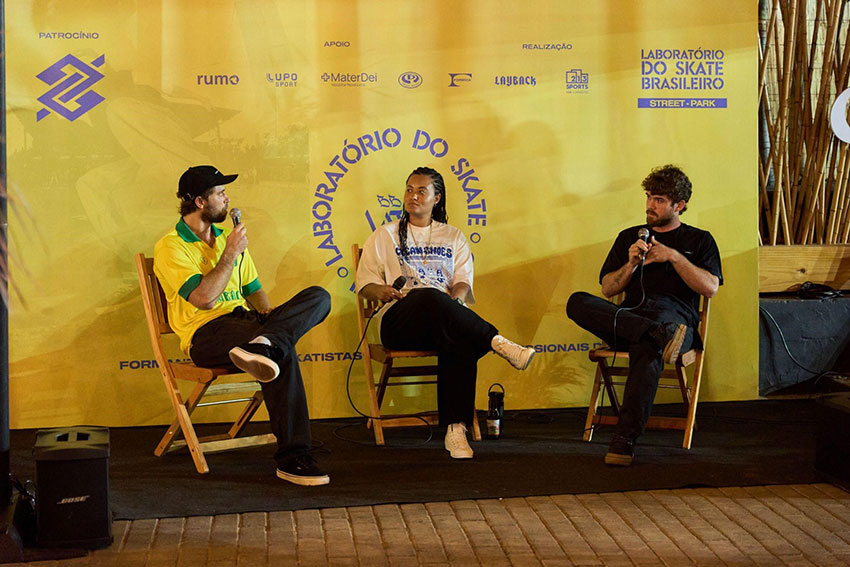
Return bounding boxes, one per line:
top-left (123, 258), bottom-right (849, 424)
top-left (36, 54), bottom-right (105, 121)
top-left (831, 89), bottom-right (850, 143)
top-left (197, 74), bottom-right (239, 86)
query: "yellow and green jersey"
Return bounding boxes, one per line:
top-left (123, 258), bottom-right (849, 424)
top-left (153, 219), bottom-right (261, 353)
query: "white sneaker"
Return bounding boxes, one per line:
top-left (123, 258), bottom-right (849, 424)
top-left (444, 423), bottom-right (473, 459)
top-left (491, 335), bottom-right (535, 370)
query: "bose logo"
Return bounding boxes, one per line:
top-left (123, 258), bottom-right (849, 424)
top-left (57, 495), bottom-right (91, 505)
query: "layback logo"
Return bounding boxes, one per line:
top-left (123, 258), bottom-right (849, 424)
top-left (36, 54), bottom-right (106, 121)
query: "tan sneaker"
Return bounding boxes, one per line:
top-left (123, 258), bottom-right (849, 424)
top-left (660, 323), bottom-right (687, 365)
top-left (491, 335), bottom-right (535, 370)
top-left (444, 423), bottom-right (473, 459)
top-left (228, 343), bottom-right (281, 383)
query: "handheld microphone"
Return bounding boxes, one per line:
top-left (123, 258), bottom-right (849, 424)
top-left (372, 276), bottom-right (407, 316)
top-left (638, 227), bottom-right (650, 262)
top-left (230, 208), bottom-right (241, 227)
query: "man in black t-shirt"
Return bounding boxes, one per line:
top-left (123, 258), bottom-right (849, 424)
top-left (566, 165), bottom-right (723, 466)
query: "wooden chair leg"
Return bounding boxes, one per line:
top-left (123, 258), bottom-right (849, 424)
top-left (227, 392), bottom-right (264, 439)
top-left (583, 364), bottom-right (604, 441)
top-left (599, 359), bottom-right (621, 415)
top-left (361, 350), bottom-right (385, 445)
top-left (175, 403), bottom-right (209, 474)
top-left (376, 361), bottom-right (394, 407)
top-left (155, 382), bottom-right (210, 456)
top-left (471, 410), bottom-right (482, 441)
top-left (682, 357), bottom-right (705, 449)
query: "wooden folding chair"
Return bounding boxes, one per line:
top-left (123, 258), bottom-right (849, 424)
top-left (135, 253), bottom-right (275, 474)
top-left (582, 295), bottom-right (710, 449)
top-left (351, 244), bottom-right (481, 445)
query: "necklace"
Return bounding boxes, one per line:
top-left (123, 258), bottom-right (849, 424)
top-left (409, 221), bottom-right (433, 264)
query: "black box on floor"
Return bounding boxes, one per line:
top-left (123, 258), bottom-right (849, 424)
top-left (33, 426), bottom-right (112, 549)
top-left (816, 394), bottom-right (850, 491)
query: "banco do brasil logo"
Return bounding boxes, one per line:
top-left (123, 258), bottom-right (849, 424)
top-left (36, 54), bottom-right (105, 121)
top-left (398, 72), bottom-right (422, 89)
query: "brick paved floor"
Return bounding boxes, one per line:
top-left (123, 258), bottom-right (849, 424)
top-left (8, 483), bottom-right (850, 566)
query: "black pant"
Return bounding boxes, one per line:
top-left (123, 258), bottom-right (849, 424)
top-left (380, 288), bottom-right (498, 427)
top-left (190, 286), bottom-right (331, 465)
top-left (566, 291), bottom-right (693, 441)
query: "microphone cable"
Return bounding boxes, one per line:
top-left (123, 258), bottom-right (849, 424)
top-left (610, 258), bottom-right (648, 362)
top-left (228, 208), bottom-right (260, 315)
top-left (591, 257), bottom-right (648, 422)
top-left (337, 291), bottom-right (436, 447)
top-left (235, 251), bottom-right (260, 315)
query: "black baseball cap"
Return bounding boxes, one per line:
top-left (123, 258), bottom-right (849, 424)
top-left (177, 165), bottom-right (238, 200)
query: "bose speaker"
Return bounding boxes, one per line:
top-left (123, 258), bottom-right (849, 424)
top-left (33, 427), bottom-right (112, 549)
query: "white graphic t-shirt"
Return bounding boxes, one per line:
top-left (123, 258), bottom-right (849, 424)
top-left (355, 220), bottom-right (475, 322)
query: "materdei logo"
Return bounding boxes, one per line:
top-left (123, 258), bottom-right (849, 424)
top-left (36, 54), bottom-right (105, 121)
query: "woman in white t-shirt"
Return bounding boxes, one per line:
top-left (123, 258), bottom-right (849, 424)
top-left (355, 167), bottom-right (535, 459)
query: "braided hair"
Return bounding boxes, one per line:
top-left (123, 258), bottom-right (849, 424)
top-left (398, 167), bottom-right (448, 260)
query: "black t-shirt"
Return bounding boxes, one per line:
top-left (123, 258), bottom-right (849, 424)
top-left (599, 223), bottom-right (723, 326)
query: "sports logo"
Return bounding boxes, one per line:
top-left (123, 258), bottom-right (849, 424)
top-left (398, 72), bottom-right (423, 89)
top-left (565, 68), bottom-right (589, 91)
top-left (36, 54), bottom-right (105, 121)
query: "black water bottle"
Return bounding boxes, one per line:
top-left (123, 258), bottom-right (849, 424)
top-left (487, 383), bottom-right (505, 439)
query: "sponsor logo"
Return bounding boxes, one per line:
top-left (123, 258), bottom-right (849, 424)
top-left (36, 54), bottom-right (105, 122)
top-left (321, 72), bottom-right (378, 87)
top-left (398, 71), bottom-right (422, 89)
top-left (494, 74), bottom-right (536, 87)
top-left (57, 495), bottom-right (91, 505)
top-left (448, 73), bottom-right (472, 87)
top-left (323, 41), bottom-right (351, 47)
top-left (565, 68), bottom-right (589, 92)
top-left (266, 72), bottom-right (298, 87)
top-left (39, 31), bottom-right (99, 40)
top-left (639, 48), bottom-right (726, 109)
top-left (522, 42), bottom-right (572, 51)
top-left (197, 74), bottom-right (239, 86)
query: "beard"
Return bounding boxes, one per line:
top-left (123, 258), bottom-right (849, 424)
top-left (646, 210), bottom-right (674, 228)
top-left (202, 207), bottom-right (228, 224)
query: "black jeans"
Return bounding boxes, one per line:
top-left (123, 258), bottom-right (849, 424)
top-left (190, 286), bottom-right (331, 465)
top-left (380, 288), bottom-right (499, 427)
top-left (566, 291), bottom-right (693, 441)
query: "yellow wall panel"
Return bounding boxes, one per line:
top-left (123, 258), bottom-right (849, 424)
top-left (5, 1), bottom-right (757, 427)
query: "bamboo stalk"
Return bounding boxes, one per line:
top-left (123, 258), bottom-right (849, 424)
top-left (760, 0), bottom-right (850, 246)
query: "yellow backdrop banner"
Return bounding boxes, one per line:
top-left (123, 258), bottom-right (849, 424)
top-left (5, 1), bottom-right (757, 427)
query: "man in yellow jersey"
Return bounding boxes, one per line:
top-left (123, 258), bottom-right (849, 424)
top-left (154, 165), bottom-right (331, 486)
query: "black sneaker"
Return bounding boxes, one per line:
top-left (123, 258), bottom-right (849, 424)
top-left (649, 322), bottom-right (688, 365)
top-left (276, 454), bottom-right (330, 486)
top-left (604, 435), bottom-right (635, 466)
top-left (228, 342), bottom-right (282, 383)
